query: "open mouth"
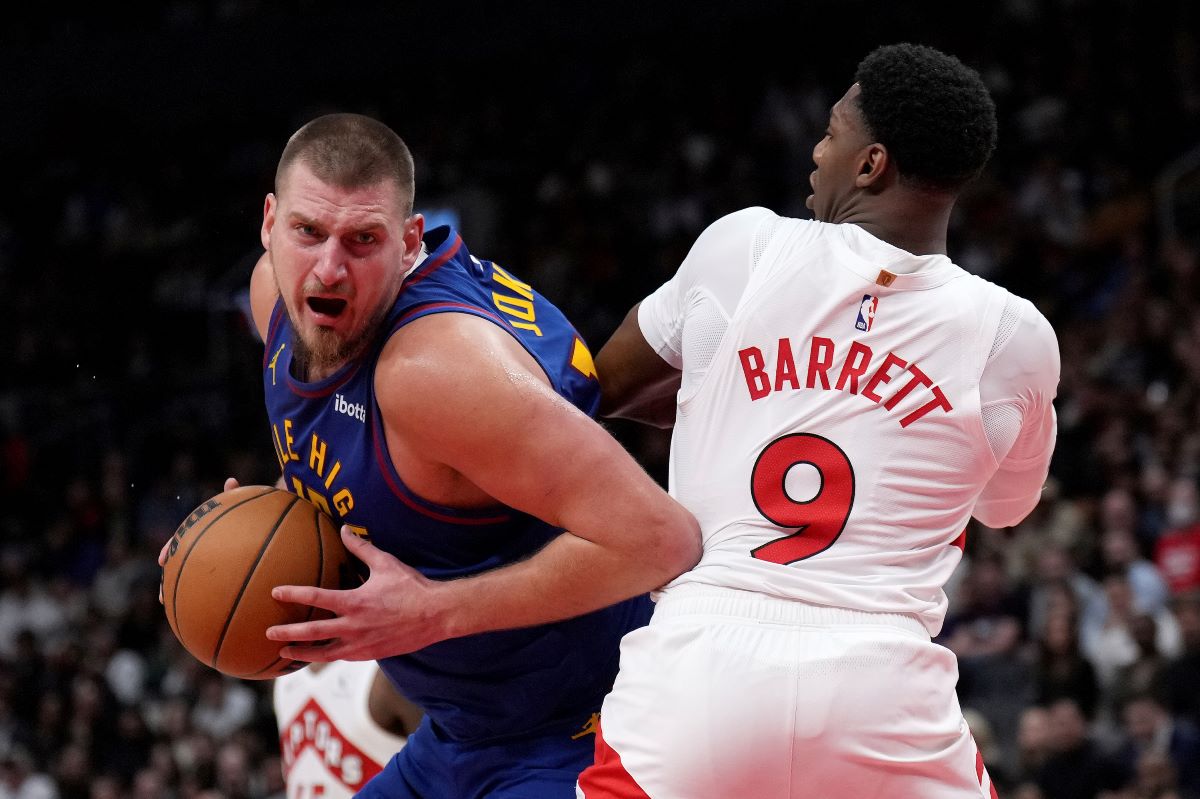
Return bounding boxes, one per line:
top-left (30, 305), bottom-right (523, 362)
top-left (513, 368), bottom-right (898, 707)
top-left (306, 297), bottom-right (348, 318)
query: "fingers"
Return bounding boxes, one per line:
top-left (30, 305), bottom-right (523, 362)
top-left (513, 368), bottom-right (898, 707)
top-left (279, 642), bottom-right (339, 663)
top-left (223, 476), bottom-right (240, 492)
top-left (158, 538), bottom-right (173, 605)
top-left (272, 584), bottom-right (344, 611)
top-left (266, 615), bottom-right (348, 643)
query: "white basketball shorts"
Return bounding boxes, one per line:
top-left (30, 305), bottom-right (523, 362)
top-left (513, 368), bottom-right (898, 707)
top-left (578, 583), bottom-right (996, 799)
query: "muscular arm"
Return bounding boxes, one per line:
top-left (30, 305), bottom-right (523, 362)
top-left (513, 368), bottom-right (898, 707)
top-left (595, 303), bottom-right (681, 427)
top-left (248, 251), bottom-right (279, 340)
top-left (269, 313), bottom-right (701, 660)
top-left (381, 314), bottom-right (700, 638)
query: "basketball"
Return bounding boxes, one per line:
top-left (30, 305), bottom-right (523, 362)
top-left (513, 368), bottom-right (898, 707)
top-left (161, 485), bottom-right (354, 680)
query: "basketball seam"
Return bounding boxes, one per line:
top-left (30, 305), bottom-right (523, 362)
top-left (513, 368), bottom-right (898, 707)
top-left (169, 487), bottom-right (275, 639)
top-left (211, 494), bottom-right (303, 670)
top-left (249, 508), bottom-right (327, 679)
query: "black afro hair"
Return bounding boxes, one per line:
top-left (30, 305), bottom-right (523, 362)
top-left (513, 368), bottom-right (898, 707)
top-left (854, 43), bottom-right (998, 192)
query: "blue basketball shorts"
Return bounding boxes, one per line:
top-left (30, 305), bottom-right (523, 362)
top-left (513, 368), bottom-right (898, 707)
top-left (358, 713), bottom-right (600, 799)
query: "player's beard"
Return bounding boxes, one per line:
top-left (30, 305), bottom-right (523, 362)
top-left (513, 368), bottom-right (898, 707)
top-left (287, 297), bottom-right (392, 380)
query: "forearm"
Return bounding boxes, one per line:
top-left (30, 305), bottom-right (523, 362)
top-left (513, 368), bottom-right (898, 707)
top-left (974, 409), bottom-right (1057, 528)
top-left (973, 461), bottom-right (1048, 528)
top-left (438, 517), bottom-right (699, 639)
top-left (596, 303), bottom-right (682, 427)
top-left (603, 390), bottom-right (679, 428)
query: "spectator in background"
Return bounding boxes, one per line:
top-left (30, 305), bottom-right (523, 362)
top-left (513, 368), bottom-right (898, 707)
top-left (1162, 592), bottom-right (1200, 727)
top-left (190, 673), bottom-right (255, 741)
top-left (1027, 544), bottom-right (1103, 641)
top-left (943, 549), bottom-right (1029, 659)
top-left (1115, 693), bottom-right (1200, 798)
top-left (0, 554), bottom-right (69, 660)
top-left (130, 768), bottom-right (169, 799)
top-left (1126, 751), bottom-right (1184, 799)
top-left (48, 743), bottom-right (87, 799)
top-left (0, 747), bottom-right (56, 799)
top-left (1083, 572), bottom-right (1182, 690)
top-left (1013, 706), bottom-right (1054, 788)
top-left (1110, 614), bottom-right (1173, 713)
top-left (1037, 698), bottom-right (1128, 799)
top-left (1003, 476), bottom-right (1089, 584)
top-left (214, 741), bottom-right (258, 799)
top-left (1100, 519), bottom-right (1170, 615)
top-left (943, 548), bottom-right (1035, 759)
top-left (1035, 605), bottom-right (1100, 718)
top-left (1156, 478), bottom-right (1200, 596)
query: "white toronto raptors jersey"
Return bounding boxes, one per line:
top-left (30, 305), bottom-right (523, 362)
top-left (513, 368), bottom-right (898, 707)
top-left (640, 208), bottom-right (1058, 635)
top-left (274, 661), bottom-right (407, 799)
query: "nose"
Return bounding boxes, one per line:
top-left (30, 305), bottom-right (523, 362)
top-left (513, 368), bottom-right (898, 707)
top-left (812, 136), bottom-right (825, 166)
top-left (312, 240), bottom-right (348, 287)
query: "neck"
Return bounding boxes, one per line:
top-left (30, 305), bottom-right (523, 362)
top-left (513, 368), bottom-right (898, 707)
top-left (834, 188), bottom-right (955, 256)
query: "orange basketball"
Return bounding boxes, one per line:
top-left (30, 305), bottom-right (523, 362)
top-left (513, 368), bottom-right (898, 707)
top-left (161, 486), bottom-right (353, 679)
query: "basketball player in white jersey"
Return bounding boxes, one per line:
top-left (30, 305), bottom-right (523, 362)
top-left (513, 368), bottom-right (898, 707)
top-left (274, 660), bottom-right (422, 798)
top-left (578, 44), bottom-right (1059, 798)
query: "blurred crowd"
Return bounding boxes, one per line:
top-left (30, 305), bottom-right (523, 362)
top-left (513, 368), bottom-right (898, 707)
top-left (1, 1), bottom-right (1199, 797)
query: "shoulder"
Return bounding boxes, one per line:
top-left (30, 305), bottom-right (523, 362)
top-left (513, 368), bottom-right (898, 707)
top-left (249, 252), bottom-right (280, 341)
top-left (378, 311), bottom-right (520, 374)
top-left (986, 291), bottom-right (1060, 396)
top-left (374, 312), bottom-right (553, 422)
top-left (693, 206), bottom-right (780, 250)
top-left (673, 207), bottom-right (787, 290)
top-left (999, 295), bottom-right (1058, 365)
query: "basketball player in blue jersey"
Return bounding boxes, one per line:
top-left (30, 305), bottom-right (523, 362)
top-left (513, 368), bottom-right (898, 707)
top-left (210, 114), bottom-right (698, 798)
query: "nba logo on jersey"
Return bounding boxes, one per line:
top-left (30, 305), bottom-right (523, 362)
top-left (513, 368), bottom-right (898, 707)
top-left (855, 295), bottom-right (879, 331)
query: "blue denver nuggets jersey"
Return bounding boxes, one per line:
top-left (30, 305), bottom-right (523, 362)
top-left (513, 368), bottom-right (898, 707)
top-left (262, 226), bottom-right (651, 743)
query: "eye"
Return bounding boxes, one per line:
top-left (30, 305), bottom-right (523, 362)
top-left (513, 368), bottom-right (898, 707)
top-left (296, 224), bottom-right (319, 237)
top-left (354, 232), bottom-right (377, 245)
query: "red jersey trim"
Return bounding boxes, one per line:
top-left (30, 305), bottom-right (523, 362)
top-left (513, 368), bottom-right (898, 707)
top-left (370, 419), bottom-right (511, 526)
top-left (404, 233), bottom-right (462, 288)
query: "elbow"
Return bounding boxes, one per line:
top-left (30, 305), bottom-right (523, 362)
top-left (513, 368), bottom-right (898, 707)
top-left (655, 511), bottom-right (702, 582)
top-left (973, 494), bottom-right (1039, 529)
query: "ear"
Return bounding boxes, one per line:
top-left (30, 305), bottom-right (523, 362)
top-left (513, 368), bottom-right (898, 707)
top-left (854, 144), bottom-right (889, 189)
top-left (261, 193), bottom-right (277, 251)
top-left (401, 213), bottom-right (426, 270)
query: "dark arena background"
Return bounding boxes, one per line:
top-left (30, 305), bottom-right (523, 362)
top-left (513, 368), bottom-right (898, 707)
top-left (1, 2), bottom-right (1199, 797)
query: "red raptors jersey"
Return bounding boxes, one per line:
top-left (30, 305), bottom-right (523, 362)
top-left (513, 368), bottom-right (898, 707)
top-left (274, 661), bottom-right (407, 799)
top-left (640, 209), bottom-right (1059, 635)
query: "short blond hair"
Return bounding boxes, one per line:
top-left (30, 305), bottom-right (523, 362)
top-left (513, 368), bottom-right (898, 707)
top-left (276, 113), bottom-right (415, 216)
